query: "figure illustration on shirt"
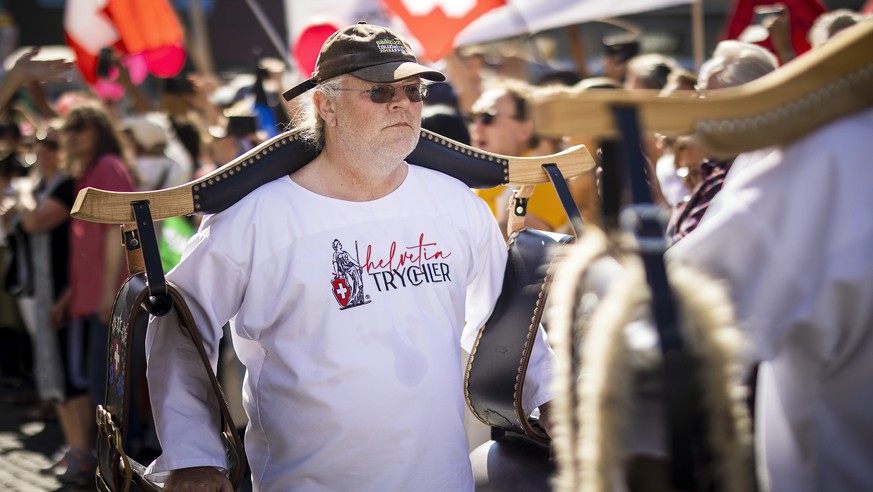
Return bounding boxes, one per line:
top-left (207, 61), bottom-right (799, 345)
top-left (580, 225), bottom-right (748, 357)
top-left (331, 238), bottom-right (369, 309)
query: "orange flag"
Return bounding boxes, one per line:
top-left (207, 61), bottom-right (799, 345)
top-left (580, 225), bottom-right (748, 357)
top-left (65, 0), bottom-right (185, 83)
top-left (102, 0), bottom-right (186, 77)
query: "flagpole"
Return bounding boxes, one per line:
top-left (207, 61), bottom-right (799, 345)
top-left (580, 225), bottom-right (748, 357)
top-left (692, 0), bottom-right (705, 71)
top-left (244, 0), bottom-right (290, 63)
top-left (565, 25), bottom-right (589, 78)
top-left (188, 0), bottom-right (216, 76)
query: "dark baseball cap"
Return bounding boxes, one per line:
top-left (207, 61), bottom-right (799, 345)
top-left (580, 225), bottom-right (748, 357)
top-left (602, 32), bottom-right (640, 61)
top-left (282, 22), bottom-right (445, 101)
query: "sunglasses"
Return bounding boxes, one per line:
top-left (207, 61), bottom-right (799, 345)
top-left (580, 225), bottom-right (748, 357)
top-left (340, 83), bottom-right (428, 103)
top-left (466, 111), bottom-right (521, 126)
top-left (62, 121), bottom-right (87, 133)
top-left (38, 138), bottom-right (60, 151)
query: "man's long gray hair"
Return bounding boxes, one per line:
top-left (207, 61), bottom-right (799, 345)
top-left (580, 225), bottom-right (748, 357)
top-left (293, 75), bottom-right (347, 152)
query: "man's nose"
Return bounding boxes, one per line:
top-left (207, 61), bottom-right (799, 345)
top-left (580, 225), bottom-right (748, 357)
top-left (390, 89), bottom-right (411, 107)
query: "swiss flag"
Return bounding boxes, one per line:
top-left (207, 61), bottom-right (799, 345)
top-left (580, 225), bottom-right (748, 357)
top-left (722, 0), bottom-right (826, 59)
top-left (382, 0), bottom-right (506, 61)
top-left (64, 0), bottom-right (118, 84)
top-left (64, 0), bottom-right (185, 83)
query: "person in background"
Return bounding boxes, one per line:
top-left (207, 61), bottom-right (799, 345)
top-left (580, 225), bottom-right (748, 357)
top-left (601, 32), bottom-right (640, 84)
top-left (807, 9), bottom-right (864, 48)
top-left (123, 112), bottom-right (190, 191)
top-left (207, 114), bottom-right (264, 171)
top-left (468, 77), bottom-right (570, 234)
top-left (623, 53), bottom-right (679, 90)
top-left (61, 100), bottom-right (137, 486)
top-left (10, 124), bottom-right (88, 485)
top-left (668, 101), bottom-right (873, 492)
top-left (667, 40), bottom-right (777, 242)
top-left (422, 81), bottom-right (471, 145)
top-left (655, 69), bottom-right (699, 209)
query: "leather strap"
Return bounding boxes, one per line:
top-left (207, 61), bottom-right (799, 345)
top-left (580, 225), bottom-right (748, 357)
top-left (131, 202), bottom-right (173, 317)
top-left (542, 163), bottom-right (581, 237)
top-left (609, 105), bottom-right (711, 491)
top-left (96, 207), bottom-right (246, 491)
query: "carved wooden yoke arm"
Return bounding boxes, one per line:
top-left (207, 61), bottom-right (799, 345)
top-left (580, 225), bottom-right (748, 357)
top-left (71, 129), bottom-right (595, 224)
top-left (532, 20), bottom-right (873, 158)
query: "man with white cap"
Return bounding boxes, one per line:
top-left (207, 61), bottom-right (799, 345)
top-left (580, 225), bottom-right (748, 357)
top-left (145, 22), bottom-right (556, 491)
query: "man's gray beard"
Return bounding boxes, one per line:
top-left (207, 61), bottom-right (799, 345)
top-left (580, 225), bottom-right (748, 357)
top-left (339, 124), bottom-right (420, 165)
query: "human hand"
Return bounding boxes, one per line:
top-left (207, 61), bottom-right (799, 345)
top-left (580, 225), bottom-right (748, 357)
top-left (9, 48), bottom-right (74, 86)
top-left (114, 57), bottom-right (134, 87)
top-left (187, 73), bottom-right (219, 109)
top-left (165, 467), bottom-right (233, 492)
top-left (537, 401), bottom-right (555, 438)
top-left (50, 292), bottom-right (69, 330)
top-left (762, 5), bottom-right (795, 62)
top-left (50, 304), bottom-right (65, 329)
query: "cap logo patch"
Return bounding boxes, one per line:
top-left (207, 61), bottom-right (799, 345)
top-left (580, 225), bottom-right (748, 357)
top-left (376, 38), bottom-right (408, 54)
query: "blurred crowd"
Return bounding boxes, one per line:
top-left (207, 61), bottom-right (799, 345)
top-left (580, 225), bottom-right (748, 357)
top-left (0, 3), bottom-right (867, 489)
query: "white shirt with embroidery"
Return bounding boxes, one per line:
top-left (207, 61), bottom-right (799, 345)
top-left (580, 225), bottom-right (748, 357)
top-left (144, 164), bottom-right (556, 491)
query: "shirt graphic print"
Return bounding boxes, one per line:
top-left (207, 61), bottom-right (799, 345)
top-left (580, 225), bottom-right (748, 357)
top-left (329, 233), bottom-right (453, 310)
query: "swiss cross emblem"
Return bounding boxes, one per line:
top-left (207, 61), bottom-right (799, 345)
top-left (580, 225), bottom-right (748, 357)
top-left (384, 0), bottom-right (505, 61)
top-left (332, 277), bottom-right (351, 307)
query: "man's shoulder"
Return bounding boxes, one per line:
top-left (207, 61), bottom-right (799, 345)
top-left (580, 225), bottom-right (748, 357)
top-left (229, 176), bottom-right (294, 209)
top-left (202, 177), bottom-right (293, 229)
top-left (407, 164), bottom-right (477, 194)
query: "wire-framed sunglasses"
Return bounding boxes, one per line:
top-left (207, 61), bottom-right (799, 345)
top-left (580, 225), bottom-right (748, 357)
top-left (339, 82), bottom-right (429, 103)
top-left (465, 111), bottom-right (499, 126)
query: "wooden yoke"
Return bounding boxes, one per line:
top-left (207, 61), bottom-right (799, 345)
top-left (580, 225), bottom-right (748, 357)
top-left (531, 19), bottom-right (873, 157)
top-left (71, 129), bottom-right (595, 225)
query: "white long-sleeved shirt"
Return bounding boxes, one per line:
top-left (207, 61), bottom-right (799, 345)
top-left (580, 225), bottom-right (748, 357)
top-left (145, 164), bottom-right (556, 491)
top-left (669, 107), bottom-right (873, 492)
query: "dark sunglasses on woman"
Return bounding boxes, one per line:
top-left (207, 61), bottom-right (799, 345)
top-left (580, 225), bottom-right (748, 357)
top-left (38, 138), bottom-right (60, 151)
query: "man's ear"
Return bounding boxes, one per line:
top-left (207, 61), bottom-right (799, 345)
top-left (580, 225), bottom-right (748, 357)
top-left (314, 91), bottom-right (337, 127)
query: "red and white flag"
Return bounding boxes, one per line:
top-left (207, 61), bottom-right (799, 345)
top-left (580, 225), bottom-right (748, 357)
top-left (284, 0), bottom-right (394, 77)
top-left (383, 0), bottom-right (506, 61)
top-left (64, 0), bottom-right (186, 84)
top-left (284, 0), bottom-right (697, 69)
top-left (722, 0), bottom-right (826, 58)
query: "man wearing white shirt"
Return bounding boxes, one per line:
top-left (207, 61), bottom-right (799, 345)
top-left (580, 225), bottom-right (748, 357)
top-left (145, 23), bottom-right (555, 492)
top-left (669, 106), bottom-right (873, 491)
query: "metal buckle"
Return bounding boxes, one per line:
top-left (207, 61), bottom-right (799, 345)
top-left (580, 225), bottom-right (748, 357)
top-left (96, 405), bottom-right (133, 492)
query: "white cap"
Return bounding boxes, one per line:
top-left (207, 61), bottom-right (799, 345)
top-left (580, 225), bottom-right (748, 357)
top-left (124, 113), bottom-right (170, 152)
